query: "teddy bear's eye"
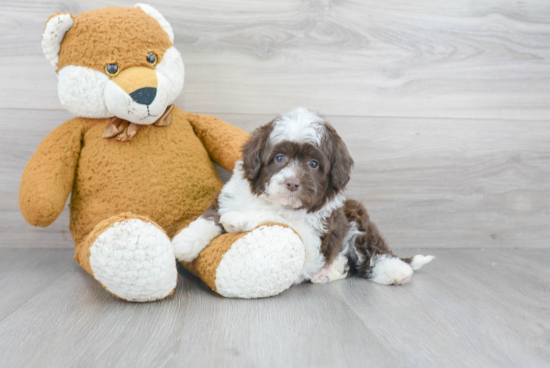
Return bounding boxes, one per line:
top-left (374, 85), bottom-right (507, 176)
top-left (146, 53), bottom-right (157, 65)
top-left (105, 63), bottom-right (119, 77)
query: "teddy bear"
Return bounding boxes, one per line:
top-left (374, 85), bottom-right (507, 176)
top-left (20, 4), bottom-right (306, 302)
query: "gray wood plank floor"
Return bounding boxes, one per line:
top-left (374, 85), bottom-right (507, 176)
top-left (0, 248), bottom-right (548, 368)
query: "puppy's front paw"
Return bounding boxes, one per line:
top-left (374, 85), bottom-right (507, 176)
top-left (173, 218), bottom-right (221, 262)
top-left (220, 212), bottom-right (253, 233)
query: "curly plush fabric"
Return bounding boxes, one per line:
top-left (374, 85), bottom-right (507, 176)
top-left (20, 108), bottom-right (249, 246)
top-left (186, 113), bottom-right (251, 172)
top-left (57, 7), bottom-right (172, 73)
top-left (20, 119), bottom-right (83, 227)
top-left (215, 225), bottom-right (305, 298)
top-left (183, 224), bottom-right (305, 298)
top-left (89, 217), bottom-right (177, 302)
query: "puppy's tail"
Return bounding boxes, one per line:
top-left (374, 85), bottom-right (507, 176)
top-left (343, 199), bottom-right (434, 280)
top-left (400, 255), bottom-right (435, 270)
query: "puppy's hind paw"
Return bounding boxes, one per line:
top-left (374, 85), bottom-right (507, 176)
top-left (370, 255), bottom-right (413, 285)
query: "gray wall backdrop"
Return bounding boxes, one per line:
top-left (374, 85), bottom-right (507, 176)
top-left (1, 0), bottom-right (549, 249)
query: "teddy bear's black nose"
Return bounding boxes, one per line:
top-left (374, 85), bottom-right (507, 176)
top-left (129, 87), bottom-right (157, 106)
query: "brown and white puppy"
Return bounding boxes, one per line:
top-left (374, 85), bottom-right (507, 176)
top-left (174, 108), bottom-right (433, 284)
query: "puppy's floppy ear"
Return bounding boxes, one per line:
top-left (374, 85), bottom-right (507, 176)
top-left (242, 120), bottom-right (274, 180)
top-left (325, 123), bottom-right (354, 190)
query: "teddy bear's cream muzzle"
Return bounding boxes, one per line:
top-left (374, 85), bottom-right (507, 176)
top-left (104, 65), bottom-right (173, 126)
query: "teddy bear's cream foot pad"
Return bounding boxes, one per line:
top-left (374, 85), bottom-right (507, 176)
top-left (214, 225), bottom-right (305, 298)
top-left (88, 219), bottom-right (178, 302)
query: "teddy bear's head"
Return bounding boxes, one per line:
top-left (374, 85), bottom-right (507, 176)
top-left (42, 4), bottom-right (184, 125)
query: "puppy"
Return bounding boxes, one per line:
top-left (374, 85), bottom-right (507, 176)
top-left (173, 108), bottom-right (433, 285)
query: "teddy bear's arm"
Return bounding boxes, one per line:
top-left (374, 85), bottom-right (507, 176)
top-left (19, 119), bottom-right (84, 227)
top-left (185, 113), bottom-right (251, 173)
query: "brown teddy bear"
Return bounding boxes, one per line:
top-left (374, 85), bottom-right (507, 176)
top-left (20, 4), bottom-right (306, 302)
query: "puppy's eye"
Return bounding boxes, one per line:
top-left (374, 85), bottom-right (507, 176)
top-left (275, 155), bottom-right (285, 164)
top-left (146, 53), bottom-right (157, 65)
top-left (105, 63), bottom-right (119, 77)
top-left (309, 160), bottom-right (319, 169)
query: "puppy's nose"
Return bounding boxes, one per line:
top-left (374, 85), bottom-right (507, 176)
top-left (129, 87), bottom-right (157, 105)
top-left (285, 178), bottom-right (301, 192)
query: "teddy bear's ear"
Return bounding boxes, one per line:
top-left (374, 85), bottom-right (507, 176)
top-left (135, 4), bottom-right (174, 43)
top-left (42, 13), bottom-right (73, 68)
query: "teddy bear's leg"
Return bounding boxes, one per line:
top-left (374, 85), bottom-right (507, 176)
top-left (181, 224), bottom-right (306, 299)
top-left (74, 213), bottom-right (178, 302)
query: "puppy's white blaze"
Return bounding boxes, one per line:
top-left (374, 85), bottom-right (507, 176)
top-left (265, 161), bottom-right (302, 208)
top-left (42, 13), bottom-right (73, 67)
top-left (58, 66), bottom-right (112, 118)
top-left (277, 160), bottom-right (299, 180)
top-left (173, 217), bottom-right (222, 262)
top-left (369, 255), bottom-right (413, 285)
top-left (410, 255), bottom-right (435, 270)
top-left (270, 107), bottom-right (325, 146)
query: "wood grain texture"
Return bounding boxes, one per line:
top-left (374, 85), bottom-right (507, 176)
top-left (0, 248), bottom-right (548, 367)
top-left (1, 0), bottom-right (550, 119)
top-left (3, 109), bottom-right (548, 249)
top-left (0, 248), bottom-right (73, 321)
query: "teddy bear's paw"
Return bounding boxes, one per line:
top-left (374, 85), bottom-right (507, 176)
top-left (215, 224), bottom-right (306, 298)
top-left (89, 219), bottom-right (178, 302)
top-left (219, 212), bottom-right (253, 233)
top-left (369, 255), bottom-right (414, 285)
top-left (173, 217), bottom-right (222, 262)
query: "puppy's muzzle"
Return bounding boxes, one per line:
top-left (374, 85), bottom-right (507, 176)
top-left (285, 177), bottom-right (301, 192)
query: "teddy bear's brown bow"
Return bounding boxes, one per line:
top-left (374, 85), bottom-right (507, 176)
top-left (102, 105), bottom-right (175, 142)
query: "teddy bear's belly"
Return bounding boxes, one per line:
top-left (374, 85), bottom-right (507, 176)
top-left (69, 116), bottom-right (224, 246)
